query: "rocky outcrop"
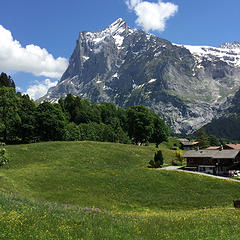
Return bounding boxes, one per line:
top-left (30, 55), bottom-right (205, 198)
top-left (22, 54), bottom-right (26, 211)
top-left (40, 19), bottom-right (240, 134)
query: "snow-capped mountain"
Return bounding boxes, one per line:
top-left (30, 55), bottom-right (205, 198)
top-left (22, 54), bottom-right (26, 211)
top-left (176, 42), bottom-right (240, 67)
top-left (40, 18), bottom-right (240, 134)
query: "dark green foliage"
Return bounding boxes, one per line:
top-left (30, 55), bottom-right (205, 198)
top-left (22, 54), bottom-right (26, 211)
top-left (196, 128), bottom-right (210, 149)
top-left (65, 123), bottom-right (81, 141)
top-left (17, 95), bottom-right (37, 143)
top-left (208, 135), bottom-right (220, 146)
top-left (203, 114), bottom-right (240, 141)
top-left (61, 94), bottom-right (167, 144)
top-left (127, 105), bottom-right (154, 144)
top-left (99, 102), bottom-right (117, 125)
top-left (0, 142), bottom-right (8, 166)
top-left (0, 73), bottom-right (168, 145)
top-left (78, 122), bottom-right (129, 143)
top-left (149, 150), bottom-right (164, 168)
top-left (127, 105), bottom-right (169, 145)
top-left (151, 114), bottom-right (169, 147)
top-left (0, 87), bottom-right (21, 143)
top-left (0, 72), bottom-right (15, 89)
top-left (35, 102), bottom-right (66, 141)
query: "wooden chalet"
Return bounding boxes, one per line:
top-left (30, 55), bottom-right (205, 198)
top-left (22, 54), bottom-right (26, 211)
top-left (183, 149), bottom-right (240, 175)
top-left (180, 141), bottom-right (199, 150)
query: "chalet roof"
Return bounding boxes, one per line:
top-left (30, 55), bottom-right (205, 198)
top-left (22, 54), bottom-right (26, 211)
top-left (177, 138), bottom-right (189, 142)
top-left (206, 146), bottom-right (221, 150)
top-left (224, 144), bottom-right (240, 150)
top-left (181, 141), bottom-right (195, 146)
top-left (213, 150), bottom-right (240, 159)
top-left (183, 149), bottom-right (240, 159)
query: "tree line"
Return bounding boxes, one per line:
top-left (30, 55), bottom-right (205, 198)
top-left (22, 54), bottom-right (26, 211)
top-left (195, 128), bottom-right (228, 149)
top-left (201, 114), bottom-right (240, 142)
top-left (0, 73), bottom-right (169, 145)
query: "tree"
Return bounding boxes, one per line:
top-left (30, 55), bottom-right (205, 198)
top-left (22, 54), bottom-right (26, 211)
top-left (151, 114), bottom-right (169, 148)
top-left (99, 102), bottom-right (117, 125)
top-left (64, 94), bottom-right (76, 122)
top-left (0, 72), bottom-right (15, 89)
top-left (208, 135), bottom-right (220, 146)
top-left (35, 102), bottom-right (66, 141)
top-left (18, 94), bottom-right (37, 143)
top-left (65, 122), bottom-right (81, 141)
top-left (149, 150), bottom-right (164, 168)
top-left (196, 128), bottom-right (210, 149)
top-left (0, 87), bottom-right (21, 143)
top-left (127, 105), bottom-right (154, 145)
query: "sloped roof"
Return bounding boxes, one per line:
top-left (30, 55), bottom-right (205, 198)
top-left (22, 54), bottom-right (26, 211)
top-left (224, 144), bottom-right (240, 150)
top-left (183, 149), bottom-right (240, 159)
top-left (177, 138), bottom-right (189, 142)
top-left (213, 150), bottom-right (240, 159)
top-left (206, 146), bottom-right (221, 150)
top-left (183, 150), bottom-right (216, 158)
top-left (181, 141), bottom-right (195, 146)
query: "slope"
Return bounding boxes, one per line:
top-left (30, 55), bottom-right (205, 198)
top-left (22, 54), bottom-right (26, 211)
top-left (1, 141), bottom-right (240, 239)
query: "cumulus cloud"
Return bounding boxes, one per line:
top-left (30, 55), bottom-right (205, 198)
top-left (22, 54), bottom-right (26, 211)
top-left (16, 86), bottom-right (22, 92)
top-left (24, 79), bottom-right (58, 100)
top-left (125, 0), bottom-right (178, 32)
top-left (0, 25), bottom-right (68, 78)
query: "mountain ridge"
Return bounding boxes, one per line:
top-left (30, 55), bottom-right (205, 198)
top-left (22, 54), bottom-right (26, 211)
top-left (40, 18), bottom-right (240, 134)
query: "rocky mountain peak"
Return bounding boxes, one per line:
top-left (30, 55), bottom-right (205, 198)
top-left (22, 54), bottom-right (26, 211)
top-left (219, 41), bottom-right (240, 50)
top-left (40, 20), bottom-right (240, 135)
top-left (103, 18), bottom-right (130, 36)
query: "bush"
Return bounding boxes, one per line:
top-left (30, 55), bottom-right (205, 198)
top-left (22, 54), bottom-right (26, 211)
top-left (175, 150), bottom-right (184, 165)
top-left (0, 143), bottom-right (8, 166)
top-left (149, 150), bottom-right (163, 168)
top-left (171, 160), bottom-right (178, 166)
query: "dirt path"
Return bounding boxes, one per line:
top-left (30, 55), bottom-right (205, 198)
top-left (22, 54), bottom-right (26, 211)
top-left (159, 166), bottom-right (240, 182)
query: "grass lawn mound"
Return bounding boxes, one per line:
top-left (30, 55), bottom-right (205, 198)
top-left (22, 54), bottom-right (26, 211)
top-left (0, 141), bottom-right (240, 239)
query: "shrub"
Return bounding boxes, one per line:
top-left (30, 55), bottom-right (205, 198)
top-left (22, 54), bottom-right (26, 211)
top-left (0, 143), bottom-right (8, 166)
top-left (149, 150), bottom-right (163, 168)
top-left (175, 150), bottom-right (184, 165)
top-left (171, 160), bottom-right (178, 166)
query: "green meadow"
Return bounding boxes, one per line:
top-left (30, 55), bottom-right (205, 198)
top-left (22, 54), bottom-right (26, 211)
top-left (1, 141), bottom-right (240, 239)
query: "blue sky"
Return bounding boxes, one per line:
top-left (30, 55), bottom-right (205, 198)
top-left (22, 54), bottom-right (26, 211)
top-left (1, 0), bottom-right (240, 99)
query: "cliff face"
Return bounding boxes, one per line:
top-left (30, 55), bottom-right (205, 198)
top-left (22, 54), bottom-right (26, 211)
top-left (41, 19), bottom-right (240, 134)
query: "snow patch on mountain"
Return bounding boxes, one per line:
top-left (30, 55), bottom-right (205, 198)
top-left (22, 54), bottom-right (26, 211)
top-left (148, 79), bottom-right (156, 83)
top-left (175, 43), bottom-right (240, 67)
top-left (83, 18), bottom-right (130, 50)
top-left (40, 18), bottom-right (240, 135)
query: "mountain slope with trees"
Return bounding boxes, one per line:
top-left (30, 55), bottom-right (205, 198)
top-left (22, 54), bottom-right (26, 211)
top-left (41, 19), bottom-right (240, 134)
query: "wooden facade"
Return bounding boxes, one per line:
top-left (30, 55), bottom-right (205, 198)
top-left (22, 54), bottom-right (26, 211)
top-left (183, 150), bottom-right (240, 175)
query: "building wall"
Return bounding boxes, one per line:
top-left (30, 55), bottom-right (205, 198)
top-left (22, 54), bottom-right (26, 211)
top-left (187, 157), bottom-right (215, 167)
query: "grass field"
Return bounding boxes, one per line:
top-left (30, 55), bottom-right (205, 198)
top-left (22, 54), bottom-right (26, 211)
top-left (1, 141), bottom-right (240, 239)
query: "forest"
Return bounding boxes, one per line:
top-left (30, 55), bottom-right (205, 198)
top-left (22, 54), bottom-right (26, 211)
top-left (0, 73), bottom-right (169, 145)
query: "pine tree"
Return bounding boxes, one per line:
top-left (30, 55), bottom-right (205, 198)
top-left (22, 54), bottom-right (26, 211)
top-left (0, 72), bottom-right (15, 89)
top-left (197, 129), bottom-right (210, 149)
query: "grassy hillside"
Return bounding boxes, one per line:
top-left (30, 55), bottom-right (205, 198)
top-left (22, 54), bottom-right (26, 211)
top-left (1, 141), bottom-right (240, 239)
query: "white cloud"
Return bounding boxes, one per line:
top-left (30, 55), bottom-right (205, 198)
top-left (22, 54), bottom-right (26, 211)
top-left (16, 86), bottom-right (22, 92)
top-left (125, 0), bottom-right (141, 9)
top-left (125, 0), bottom-right (178, 32)
top-left (0, 25), bottom-right (68, 78)
top-left (24, 79), bottom-right (58, 100)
